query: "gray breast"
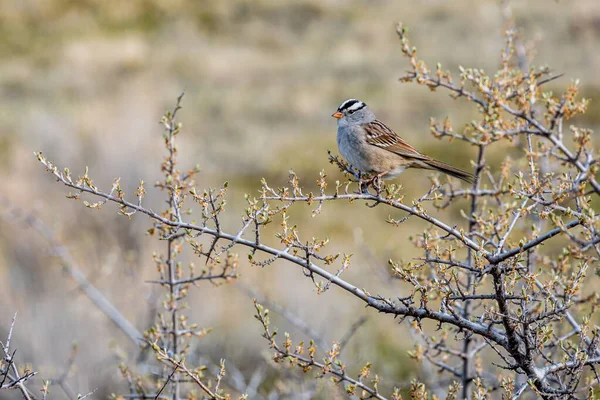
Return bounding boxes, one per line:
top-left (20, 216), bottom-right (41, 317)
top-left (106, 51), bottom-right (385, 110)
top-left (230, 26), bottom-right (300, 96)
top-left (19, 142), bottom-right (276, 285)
top-left (337, 126), bottom-right (372, 173)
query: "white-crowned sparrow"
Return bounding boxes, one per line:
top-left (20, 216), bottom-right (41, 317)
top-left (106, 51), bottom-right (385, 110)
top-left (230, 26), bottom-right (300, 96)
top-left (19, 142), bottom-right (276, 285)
top-left (332, 99), bottom-right (474, 183)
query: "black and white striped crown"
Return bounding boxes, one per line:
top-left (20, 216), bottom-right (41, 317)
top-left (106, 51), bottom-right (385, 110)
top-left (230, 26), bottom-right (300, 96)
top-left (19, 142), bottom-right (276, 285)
top-left (337, 99), bottom-right (367, 113)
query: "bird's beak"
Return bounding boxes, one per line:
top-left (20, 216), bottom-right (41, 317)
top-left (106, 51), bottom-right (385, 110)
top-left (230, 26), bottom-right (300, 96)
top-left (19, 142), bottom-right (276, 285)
top-left (332, 111), bottom-right (343, 119)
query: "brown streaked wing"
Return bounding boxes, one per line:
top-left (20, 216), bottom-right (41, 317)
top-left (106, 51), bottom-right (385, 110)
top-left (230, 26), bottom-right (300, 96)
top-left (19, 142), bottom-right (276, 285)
top-left (364, 120), bottom-right (428, 160)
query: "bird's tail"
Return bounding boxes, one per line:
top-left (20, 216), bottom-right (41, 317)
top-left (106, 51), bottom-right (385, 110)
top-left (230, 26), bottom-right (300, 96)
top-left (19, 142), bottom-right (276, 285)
top-left (419, 158), bottom-right (475, 184)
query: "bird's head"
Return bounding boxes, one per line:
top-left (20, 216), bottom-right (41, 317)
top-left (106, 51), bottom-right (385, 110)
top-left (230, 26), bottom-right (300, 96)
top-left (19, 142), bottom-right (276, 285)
top-left (332, 99), bottom-right (375, 126)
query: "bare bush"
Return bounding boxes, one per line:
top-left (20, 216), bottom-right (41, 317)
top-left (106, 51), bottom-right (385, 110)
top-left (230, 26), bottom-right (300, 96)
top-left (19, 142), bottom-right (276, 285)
top-left (24, 13), bottom-right (600, 400)
top-left (1, 314), bottom-right (37, 399)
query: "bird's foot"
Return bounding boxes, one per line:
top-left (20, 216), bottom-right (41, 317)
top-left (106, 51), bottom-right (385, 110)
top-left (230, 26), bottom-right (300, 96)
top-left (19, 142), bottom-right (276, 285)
top-left (358, 180), bottom-right (370, 195)
top-left (355, 172), bottom-right (370, 194)
top-left (374, 176), bottom-right (384, 195)
top-left (370, 172), bottom-right (387, 195)
top-left (355, 173), bottom-right (386, 195)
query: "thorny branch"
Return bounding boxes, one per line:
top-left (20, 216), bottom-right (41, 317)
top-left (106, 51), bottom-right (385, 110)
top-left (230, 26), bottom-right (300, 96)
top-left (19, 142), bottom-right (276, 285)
top-left (33, 14), bottom-right (600, 400)
top-left (254, 301), bottom-right (396, 400)
top-left (0, 314), bottom-right (37, 400)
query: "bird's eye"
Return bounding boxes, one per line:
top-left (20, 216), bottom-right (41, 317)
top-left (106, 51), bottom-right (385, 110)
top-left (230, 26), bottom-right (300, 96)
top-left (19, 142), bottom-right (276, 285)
top-left (348, 110), bottom-right (355, 114)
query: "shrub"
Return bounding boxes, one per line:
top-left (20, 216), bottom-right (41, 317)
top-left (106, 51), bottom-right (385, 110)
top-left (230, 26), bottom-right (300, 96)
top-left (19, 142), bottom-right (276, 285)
top-left (18, 14), bottom-right (600, 400)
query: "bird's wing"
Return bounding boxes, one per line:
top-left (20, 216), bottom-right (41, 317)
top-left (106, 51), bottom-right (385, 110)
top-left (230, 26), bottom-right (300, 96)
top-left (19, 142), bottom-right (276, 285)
top-left (364, 120), bottom-right (429, 160)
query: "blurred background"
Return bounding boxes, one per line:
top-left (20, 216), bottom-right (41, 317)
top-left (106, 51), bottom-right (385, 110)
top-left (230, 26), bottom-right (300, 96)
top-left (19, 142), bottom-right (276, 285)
top-left (1, 0), bottom-right (600, 398)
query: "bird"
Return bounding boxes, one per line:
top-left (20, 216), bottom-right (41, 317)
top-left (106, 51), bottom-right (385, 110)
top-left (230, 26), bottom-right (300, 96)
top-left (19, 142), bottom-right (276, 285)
top-left (332, 99), bottom-right (474, 184)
